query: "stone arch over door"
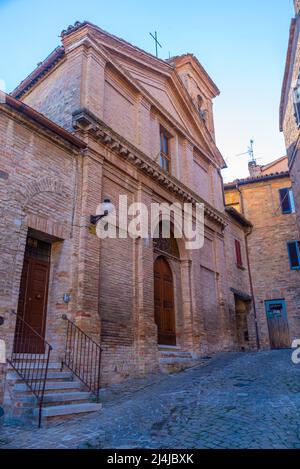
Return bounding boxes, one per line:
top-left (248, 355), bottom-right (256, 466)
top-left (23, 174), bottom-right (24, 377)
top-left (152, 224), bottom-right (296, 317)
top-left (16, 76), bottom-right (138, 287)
top-left (154, 256), bottom-right (176, 346)
top-left (152, 219), bottom-right (196, 351)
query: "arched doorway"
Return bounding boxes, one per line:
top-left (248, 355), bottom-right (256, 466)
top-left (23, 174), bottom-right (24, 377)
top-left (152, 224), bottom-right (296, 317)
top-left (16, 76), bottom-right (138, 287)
top-left (154, 256), bottom-right (176, 345)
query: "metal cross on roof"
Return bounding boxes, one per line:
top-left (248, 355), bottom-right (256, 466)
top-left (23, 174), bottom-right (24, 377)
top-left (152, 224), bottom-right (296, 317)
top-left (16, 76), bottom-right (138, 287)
top-left (149, 31), bottom-right (162, 58)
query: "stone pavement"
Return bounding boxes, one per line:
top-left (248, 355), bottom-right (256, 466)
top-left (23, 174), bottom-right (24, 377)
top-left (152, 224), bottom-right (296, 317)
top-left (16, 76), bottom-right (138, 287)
top-left (1, 350), bottom-right (300, 449)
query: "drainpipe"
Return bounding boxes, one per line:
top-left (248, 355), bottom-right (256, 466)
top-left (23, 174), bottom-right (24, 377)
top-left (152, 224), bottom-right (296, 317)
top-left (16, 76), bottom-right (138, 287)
top-left (236, 183), bottom-right (260, 350)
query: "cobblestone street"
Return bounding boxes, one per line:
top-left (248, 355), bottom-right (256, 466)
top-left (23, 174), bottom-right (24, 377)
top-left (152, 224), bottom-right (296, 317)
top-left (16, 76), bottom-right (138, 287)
top-left (1, 350), bottom-right (300, 449)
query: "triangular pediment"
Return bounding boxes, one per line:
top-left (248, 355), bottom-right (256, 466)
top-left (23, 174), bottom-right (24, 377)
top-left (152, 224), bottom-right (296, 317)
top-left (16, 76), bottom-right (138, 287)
top-left (96, 44), bottom-right (223, 165)
top-left (62, 22), bottom-right (225, 167)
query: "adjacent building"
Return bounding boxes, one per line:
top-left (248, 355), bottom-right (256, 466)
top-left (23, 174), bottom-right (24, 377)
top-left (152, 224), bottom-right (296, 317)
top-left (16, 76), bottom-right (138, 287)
top-left (225, 156), bottom-right (300, 350)
top-left (280, 1), bottom-right (300, 235)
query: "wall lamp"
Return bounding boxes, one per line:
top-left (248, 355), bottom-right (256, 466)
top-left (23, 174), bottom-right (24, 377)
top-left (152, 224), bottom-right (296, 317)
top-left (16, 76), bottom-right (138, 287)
top-left (90, 198), bottom-right (114, 225)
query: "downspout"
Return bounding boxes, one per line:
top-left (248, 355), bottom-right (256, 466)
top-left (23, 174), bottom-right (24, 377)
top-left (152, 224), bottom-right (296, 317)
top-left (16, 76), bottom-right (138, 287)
top-left (236, 183), bottom-right (260, 350)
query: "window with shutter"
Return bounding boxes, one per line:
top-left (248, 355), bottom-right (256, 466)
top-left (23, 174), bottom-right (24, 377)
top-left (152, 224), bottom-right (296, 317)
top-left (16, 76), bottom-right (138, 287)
top-left (279, 188), bottom-right (295, 214)
top-left (235, 239), bottom-right (243, 268)
top-left (289, 189), bottom-right (296, 213)
top-left (287, 241), bottom-right (300, 269)
top-left (279, 188), bottom-right (292, 214)
top-left (294, 101), bottom-right (300, 127)
top-left (293, 86), bottom-right (300, 127)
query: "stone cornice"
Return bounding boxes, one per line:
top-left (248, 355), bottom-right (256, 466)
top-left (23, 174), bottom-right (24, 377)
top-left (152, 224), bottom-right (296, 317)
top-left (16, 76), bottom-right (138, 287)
top-left (72, 108), bottom-right (228, 228)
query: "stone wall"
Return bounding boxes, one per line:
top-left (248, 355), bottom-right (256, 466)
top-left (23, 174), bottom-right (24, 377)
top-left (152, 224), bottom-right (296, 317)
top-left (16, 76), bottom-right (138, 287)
top-left (282, 13), bottom-right (300, 235)
top-left (225, 176), bottom-right (300, 349)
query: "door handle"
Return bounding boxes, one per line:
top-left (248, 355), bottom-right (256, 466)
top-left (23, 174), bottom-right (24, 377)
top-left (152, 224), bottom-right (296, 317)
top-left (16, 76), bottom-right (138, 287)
top-left (35, 294), bottom-right (41, 300)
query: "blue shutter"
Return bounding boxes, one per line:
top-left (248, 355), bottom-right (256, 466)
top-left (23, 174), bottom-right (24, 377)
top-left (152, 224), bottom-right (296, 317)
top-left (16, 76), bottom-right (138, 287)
top-left (287, 241), bottom-right (300, 269)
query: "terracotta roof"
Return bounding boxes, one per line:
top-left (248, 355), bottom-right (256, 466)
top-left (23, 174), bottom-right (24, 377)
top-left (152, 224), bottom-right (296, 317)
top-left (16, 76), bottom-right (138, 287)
top-left (61, 21), bottom-right (174, 70)
top-left (1, 92), bottom-right (86, 149)
top-left (260, 155), bottom-right (287, 172)
top-left (280, 17), bottom-right (297, 131)
top-left (224, 171), bottom-right (290, 189)
top-left (12, 46), bottom-right (65, 100)
top-left (225, 206), bottom-right (252, 229)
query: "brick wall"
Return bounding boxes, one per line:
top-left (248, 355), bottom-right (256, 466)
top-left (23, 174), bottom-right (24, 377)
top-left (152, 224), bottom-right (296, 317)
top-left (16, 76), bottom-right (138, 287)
top-left (224, 215), bottom-right (256, 350)
top-left (0, 105), bottom-right (82, 360)
top-left (21, 25), bottom-right (225, 216)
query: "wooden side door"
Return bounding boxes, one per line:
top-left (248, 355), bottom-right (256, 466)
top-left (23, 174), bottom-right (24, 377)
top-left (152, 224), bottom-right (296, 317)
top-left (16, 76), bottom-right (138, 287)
top-left (14, 237), bottom-right (51, 354)
top-left (265, 300), bottom-right (290, 349)
top-left (154, 257), bottom-right (176, 346)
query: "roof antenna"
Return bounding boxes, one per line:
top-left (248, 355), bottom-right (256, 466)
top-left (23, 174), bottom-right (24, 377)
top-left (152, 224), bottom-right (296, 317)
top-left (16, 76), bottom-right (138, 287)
top-left (149, 31), bottom-right (162, 58)
top-left (236, 139), bottom-right (257, 164)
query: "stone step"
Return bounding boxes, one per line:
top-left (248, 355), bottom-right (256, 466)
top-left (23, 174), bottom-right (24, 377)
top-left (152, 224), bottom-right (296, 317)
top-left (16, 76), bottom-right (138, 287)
top-left (16, 391), bottom-right (92, 406)
top-left (7, 370), bottom-right (73, 382)
top-left (159, 348), bottom-right (193, 356)
top-left (8, 362), bottom-right (62, 371)
top-left (159, 353), bottom-right (194, 360)
top-left (159, 354), bottom-right (196, 374)
top-left (43, 391), bottom-right (92, 405)
top-left (159, 357), bottom-right (194, 364)
top-left (14, 380), bottom-right (82, 393)
top-left (12, 354), bottom-right (47, 359)
top-left (34, 402), bottom-right (102, 418)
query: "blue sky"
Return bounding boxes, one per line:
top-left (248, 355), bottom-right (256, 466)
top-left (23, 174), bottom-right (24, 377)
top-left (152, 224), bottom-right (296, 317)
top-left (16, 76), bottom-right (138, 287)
top-left (0, 0), bottom-right (294, 181)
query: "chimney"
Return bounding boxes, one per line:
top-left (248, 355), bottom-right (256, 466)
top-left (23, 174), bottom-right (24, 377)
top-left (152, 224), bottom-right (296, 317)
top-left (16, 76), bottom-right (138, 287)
top-left (248, 161), bottom-right (262, 178)
top-left (294, 0), bottom-right (300, 14)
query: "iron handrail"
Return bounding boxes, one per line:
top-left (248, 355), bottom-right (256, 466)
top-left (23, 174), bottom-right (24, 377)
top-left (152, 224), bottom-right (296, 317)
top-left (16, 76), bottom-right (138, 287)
top-left (61, 315), bottom-right (102, 402)
top-left (8, 310), bottom-right (52, 427)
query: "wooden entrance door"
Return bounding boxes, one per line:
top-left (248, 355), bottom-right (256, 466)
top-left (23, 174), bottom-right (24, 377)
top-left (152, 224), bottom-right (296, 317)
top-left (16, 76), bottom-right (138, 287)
top-left (14, 236), bottom-right (51, 354)
top-left (265, 300), bottom-right (290, 349)
top-left (154, 257), bottom-right (176, 346)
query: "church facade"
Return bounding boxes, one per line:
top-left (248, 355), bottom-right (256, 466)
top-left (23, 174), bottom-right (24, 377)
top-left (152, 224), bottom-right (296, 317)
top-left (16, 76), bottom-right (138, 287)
top-left (0, 21), bottom-right (257, 422)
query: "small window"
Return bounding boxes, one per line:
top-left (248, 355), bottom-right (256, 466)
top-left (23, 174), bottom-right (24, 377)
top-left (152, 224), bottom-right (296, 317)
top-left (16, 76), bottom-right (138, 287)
top-left (235, 239), bottom-right (243, 268)
top-left (279, 188), bottom-right (295, 214)
top-left (287, 241), bottom-right (300, 269)
top-left (159, 128), bottom-right (171, 174)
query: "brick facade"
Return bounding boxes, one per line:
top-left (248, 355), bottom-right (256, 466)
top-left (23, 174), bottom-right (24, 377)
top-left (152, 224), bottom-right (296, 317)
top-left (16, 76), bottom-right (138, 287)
top-left (225, 171), bottom-right (300, 349)
top-left (0, 21), bottom-right (257, 410)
